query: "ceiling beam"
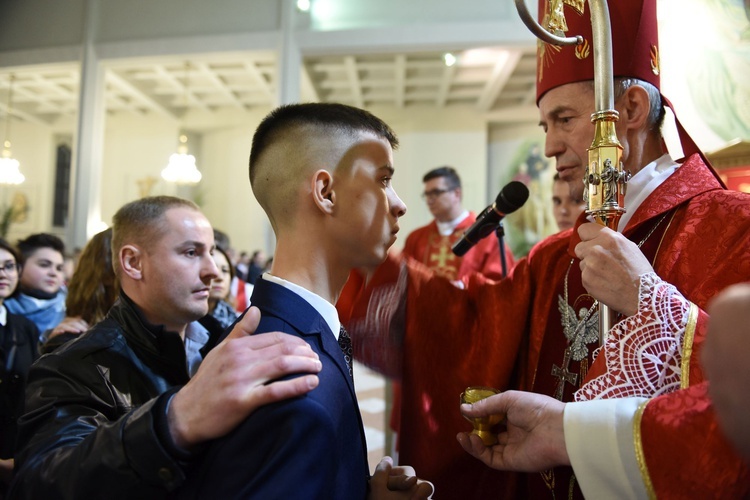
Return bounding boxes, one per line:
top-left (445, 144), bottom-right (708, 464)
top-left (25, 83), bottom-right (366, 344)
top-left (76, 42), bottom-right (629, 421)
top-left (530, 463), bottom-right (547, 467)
top-left (105, 69), bottom-right (177, 120)
top-left (343, 56), bottom-right (364, 109)
top-left (0, 102), bottom-right (50, 127)
top-left (192, 62), bottom-right (244, 110)
top-left (300, 64), bottom-right (320, 103)
top-left (242, 61), bottom-right (275, 101)
top-left (435, 63), bottom-right (458, 107)
top-left (476, 50), bottom-right (522, 111)
top-left (394, 55), bottom-right (406, 108)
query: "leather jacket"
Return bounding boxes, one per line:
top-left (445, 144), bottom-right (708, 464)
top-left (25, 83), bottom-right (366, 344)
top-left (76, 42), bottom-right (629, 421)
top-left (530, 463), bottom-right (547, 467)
top-left (10, 293), bottom-right (207, 499)
top-left (0, 312), bottom-right (39, 460)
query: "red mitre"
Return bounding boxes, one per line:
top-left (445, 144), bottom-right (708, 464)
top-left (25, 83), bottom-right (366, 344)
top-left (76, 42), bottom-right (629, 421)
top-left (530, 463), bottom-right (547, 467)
top-left (536, 0), bottom-right (660, 103)
top-left (535, 0), bottom-right (725, 185)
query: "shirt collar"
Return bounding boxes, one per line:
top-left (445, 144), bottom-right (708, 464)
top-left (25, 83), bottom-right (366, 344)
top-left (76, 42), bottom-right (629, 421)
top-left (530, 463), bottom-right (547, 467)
top-left (436, 210), bottom-right (470, 236)
top-left (618, 153), bottom-right (678, 231)
top-left (261, 273), bottom-right (341, 340)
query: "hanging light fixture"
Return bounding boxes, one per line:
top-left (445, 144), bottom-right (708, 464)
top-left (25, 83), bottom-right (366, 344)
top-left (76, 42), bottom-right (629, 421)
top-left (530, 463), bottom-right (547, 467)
top-left (0, 74), bottom-right (25, 186)
top-left (161, 133), bottom-right (201, 184)
top-left (161, 62), bottom-right (202, 185)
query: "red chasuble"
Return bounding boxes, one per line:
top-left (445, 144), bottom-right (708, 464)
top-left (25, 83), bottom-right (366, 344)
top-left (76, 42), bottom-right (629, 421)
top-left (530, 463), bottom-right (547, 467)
top-left (402, 212), bottom-right (515, 281)
top-left (637, 382), bottom-right (750, 498)
top-left (337, 154), bottom-right (750, 499)
top-left (388, 213), bottom-right (516, 447)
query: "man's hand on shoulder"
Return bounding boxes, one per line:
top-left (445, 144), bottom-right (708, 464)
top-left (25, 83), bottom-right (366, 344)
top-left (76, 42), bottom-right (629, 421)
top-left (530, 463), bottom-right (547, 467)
top-left (167, 306), bottom-right (322, 449)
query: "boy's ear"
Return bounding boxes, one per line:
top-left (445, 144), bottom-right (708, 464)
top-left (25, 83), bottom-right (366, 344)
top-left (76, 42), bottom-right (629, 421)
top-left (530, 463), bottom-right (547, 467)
top-left (312, 169), bottom-right (335, 214)
top-left (120, 245), bottom-right (143, 281)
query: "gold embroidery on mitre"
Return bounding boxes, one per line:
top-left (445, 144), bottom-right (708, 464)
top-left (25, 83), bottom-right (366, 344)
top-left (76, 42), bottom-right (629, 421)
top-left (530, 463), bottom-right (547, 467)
top-left (547, 0), bottom-right (586, 33)
top-left (575, 37), bottom-right (590, 60)
top-left (538, 39), bottom-right (563, 84)
top-left (539, 0), bottom-right (587, 83)
top-left (650, 44), bottom-right (660, 75)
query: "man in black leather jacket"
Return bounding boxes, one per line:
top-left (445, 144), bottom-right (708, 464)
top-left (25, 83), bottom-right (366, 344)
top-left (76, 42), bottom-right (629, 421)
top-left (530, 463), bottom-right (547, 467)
top-left (9, 196), bottom-right (324, 499)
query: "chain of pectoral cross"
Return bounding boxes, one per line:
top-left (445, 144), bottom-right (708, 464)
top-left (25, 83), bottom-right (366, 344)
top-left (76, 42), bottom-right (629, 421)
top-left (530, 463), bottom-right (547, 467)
top-left (551, 210), bottom-right (672, 401)
top-left (551, 258), bottom-right (599, 401)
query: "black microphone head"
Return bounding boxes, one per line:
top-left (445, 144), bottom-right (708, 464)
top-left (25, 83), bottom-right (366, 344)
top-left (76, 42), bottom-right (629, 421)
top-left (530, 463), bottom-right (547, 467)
top-left (495, 181), bottom-right (529, 214)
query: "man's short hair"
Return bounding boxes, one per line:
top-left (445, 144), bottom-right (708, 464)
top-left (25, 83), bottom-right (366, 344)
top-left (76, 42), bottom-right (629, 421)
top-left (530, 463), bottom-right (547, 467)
top-left (423, 166), bottom-right (461, 190)
top-left (111, 196), bottom-right (200, 276)
top-left (16, 233), bottom-right (65, 264)
top-left (248, 102), bottom-right (399, 185)
top-left (588, 77), bottom-right (665, 133)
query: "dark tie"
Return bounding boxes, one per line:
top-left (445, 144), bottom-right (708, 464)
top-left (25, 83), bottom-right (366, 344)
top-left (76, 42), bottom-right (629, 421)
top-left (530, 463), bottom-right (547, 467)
top-left (338, 325), bottom-right (353, 379)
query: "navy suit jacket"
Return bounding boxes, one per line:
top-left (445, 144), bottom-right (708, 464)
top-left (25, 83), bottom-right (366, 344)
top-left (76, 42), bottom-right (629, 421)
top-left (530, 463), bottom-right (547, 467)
top-left (180, 278), bottom-right (370, 499)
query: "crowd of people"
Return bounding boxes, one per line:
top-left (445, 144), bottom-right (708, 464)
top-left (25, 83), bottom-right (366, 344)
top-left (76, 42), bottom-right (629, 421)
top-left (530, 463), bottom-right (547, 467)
top-left (0, 0), bottom-right (748, 498)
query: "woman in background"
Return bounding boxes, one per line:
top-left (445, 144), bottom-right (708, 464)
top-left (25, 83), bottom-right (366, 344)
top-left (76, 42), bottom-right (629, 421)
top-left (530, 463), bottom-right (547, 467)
top-left (44, 229), bottom-right (116, 352)
top-left (0, 239), bottom-right (39, 495)
top-left (207, 245), bottom-right (238, 330)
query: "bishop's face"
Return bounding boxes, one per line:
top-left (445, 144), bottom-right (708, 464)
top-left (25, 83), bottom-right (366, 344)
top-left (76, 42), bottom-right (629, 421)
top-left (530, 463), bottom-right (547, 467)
top-left (538, 82), bottom-right (599, 202)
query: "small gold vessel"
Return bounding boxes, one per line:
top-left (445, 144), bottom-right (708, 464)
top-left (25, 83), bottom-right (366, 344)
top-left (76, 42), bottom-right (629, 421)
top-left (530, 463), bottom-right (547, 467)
top-left (460, 386), bottom-right (502, 446)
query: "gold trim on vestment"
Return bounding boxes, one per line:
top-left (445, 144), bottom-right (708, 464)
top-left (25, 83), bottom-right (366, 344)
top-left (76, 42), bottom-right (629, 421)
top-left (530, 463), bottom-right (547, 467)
top-left (681, 303), bottom-right (698, 389)
top-left (633, 400), bottom-right (657, 499)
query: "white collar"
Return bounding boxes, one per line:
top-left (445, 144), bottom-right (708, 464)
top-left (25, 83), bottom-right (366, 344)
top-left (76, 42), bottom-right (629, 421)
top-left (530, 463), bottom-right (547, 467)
top-left (618, 153), bottom-right (678, 231)
top-left (261, 273), bottom-right (341, 340)
top-left (436, 210), bottom-right (470, 236)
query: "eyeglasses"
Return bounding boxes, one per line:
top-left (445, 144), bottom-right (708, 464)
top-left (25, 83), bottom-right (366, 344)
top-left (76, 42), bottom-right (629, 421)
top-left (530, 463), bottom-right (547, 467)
top-left (0, 261), bottom-right (17, 274)
top-left (421, 188), bottom-right (456, 200)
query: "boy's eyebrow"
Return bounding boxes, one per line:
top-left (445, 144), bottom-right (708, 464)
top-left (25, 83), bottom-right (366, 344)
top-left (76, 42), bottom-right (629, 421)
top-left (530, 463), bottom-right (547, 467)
top-left (381, 165), bottom-right (395, 176)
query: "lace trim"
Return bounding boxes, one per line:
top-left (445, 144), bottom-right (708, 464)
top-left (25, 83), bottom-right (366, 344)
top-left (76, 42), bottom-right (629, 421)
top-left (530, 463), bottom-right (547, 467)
top-left (575, 273), bottom-right (691, 401)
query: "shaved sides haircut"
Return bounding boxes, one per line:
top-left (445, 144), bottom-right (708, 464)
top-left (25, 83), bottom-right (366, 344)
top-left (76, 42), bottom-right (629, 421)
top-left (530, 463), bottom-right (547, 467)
top-left (248, 103), bottom-right (398, 230)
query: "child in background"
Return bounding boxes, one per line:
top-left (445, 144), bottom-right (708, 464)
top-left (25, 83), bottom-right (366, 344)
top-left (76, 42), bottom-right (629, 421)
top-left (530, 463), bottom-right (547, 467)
top-left (5, 234), bottom-right (66, 339)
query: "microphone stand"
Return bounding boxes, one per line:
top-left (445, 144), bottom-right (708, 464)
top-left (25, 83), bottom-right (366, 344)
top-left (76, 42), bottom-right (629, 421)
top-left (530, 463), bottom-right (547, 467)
top-left (495, 223), bottom-right (508, 279)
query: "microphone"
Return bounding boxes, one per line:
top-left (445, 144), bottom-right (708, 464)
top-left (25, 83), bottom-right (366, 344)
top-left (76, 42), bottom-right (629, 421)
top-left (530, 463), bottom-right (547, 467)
top-left (452, 181), bottom-right (529, 257)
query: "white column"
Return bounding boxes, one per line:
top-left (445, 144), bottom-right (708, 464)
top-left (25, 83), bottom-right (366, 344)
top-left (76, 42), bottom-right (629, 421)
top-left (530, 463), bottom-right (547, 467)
top-left (69, 0), bottom-right (106, 248)
top-left (277, 0), bottom-right (302, 105)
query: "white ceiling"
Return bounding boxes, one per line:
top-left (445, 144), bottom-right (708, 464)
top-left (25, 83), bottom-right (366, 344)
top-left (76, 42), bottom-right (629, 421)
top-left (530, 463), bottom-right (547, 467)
top-left (0, 46), bottom-right (538, 129)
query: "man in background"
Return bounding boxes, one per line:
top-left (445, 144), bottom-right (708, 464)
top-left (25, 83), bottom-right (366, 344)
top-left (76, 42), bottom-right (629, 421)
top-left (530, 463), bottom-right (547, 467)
top-left (403, 166), bottom-right (514, 281)
top-left (388, 166), bottom-right (517, 458)
top-left (551, 173), bottom-right (586, 232)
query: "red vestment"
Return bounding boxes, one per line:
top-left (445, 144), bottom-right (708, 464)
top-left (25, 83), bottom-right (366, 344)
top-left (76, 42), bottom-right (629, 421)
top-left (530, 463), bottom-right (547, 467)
top-left (636, 382), bottom-right (750, 498)
top-left (402, 212), bottom-right (515, 281)
top-left (389, 213), bottom-right (516, 447)
top-left (338, 154), bottom-right (750, 499)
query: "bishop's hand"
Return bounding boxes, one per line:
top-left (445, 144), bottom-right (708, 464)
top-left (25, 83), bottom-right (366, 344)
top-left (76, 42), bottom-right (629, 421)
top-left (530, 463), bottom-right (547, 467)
top-left (457, 390), bottom-right (569, 472)
top-left (574, 223), bottom-right (654, 316)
